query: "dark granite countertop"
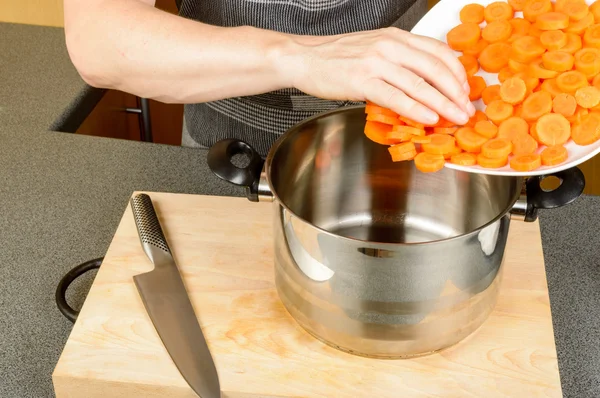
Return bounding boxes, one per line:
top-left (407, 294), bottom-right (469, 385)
top-left (1, 22), bottom-right (599, 398)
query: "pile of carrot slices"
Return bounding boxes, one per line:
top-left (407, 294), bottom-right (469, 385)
top-left (364, 0), bottom-right (600, 173)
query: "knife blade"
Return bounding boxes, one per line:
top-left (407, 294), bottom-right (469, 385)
top-left (130, 193), bottom-right (221, 398)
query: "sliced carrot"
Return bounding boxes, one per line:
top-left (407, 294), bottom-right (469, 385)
top-left (500, 77), bottom-right (528, 104)
top-left (460, 3), bottom-right (485, 24)
top-left (511, 18), bottom-right (532, 35)
top-left (540, 30), bottom-right (568, 51)
top-left (530, 122), bottom-right (541, 143)
top-left (528, 25), bottom-right (544, 37)
top-left (541, 145), bottom-right (569, 165)
top-left (510, 36), bottom-right (546, 63)
top-left (365, 121), bottom-right (397, 145)
top-left (521, 91), bottom-right (553, 121)
top-left (593, 73), bottom-right (600, 90)
top-left (365, 104), bottom-right (398, 117)
top-left (478, 153), bottom-right (509, 168)
top-left (483, 20), bottom-right (514, 42)
top-left (482, 138), bottom-right (513, 158)
top-left (387, 130), bottom-right (411, 142)
top-left (484, 2), bottom-right (514, 22)
top-left (541, 77), bottom-right (563, 97)
top-left (509, 58), bottom-right (529, 73)
top-left (591, 1), bottom-right (600, 23)
top-left (574, 48), bottom-right (600, 78)
top-left (433, 127), bottom-right (459, 135)
top-left (511, 132), bottom-right (539, 155)
top-left (553, 93), bottom-right (578, 117)
top-left (567, 106), bottom-right (590, 123)
top-left (498, 116), bottom-right (530, 140)
top-left (414, 152), bottom-right (446, 173)
top-left (572, 112), bottom-right (600, 145)
top-left (482, 84), bottom-right (502, 105)
top-left (465, 110), bottom-right (488, 128)
top-left (366, 113), bottom-right (400, 125)
top-left (514, 103), bottom-right (524, 117)
top-left (444, 145), bottom-right (463, 160)
top-left (463, 39), bottom-right (489, 58)
top-left (475, 120), bottom-right (499, 138)
top-left (411, 136), bottom-right (432, 144)
top-left (479, 42), bottom-right (512, 73)
top-left (510, 154), bottom-right (542, 171)
top-left (421, 133), bottom-right (456, 155)
top-left (392, 125), bottom-right (427, 136)
top-left (450, 152), bottom-right (478, 166)
top-left (513, 72), bottom-right (541, 94)
top-left (566, 12), bottom-right (594, 34)
top-left (499, 67), bottom-right (514, 83)
top-left (523, 0), bottom-right (553, 23)
top-left (556, 70), bottom-right (590, 93)
top-left (459, 55), bottom-right (480, 76)
top-left (447, 23), bottom-right (482, 52)
top-left (536, 113), bottom-right (572, 145)
top-left (468, 75), bottom-right (487, 101)
top-left (542, 51), bottom-right (575, 72)
top-left (560, 35), bottom-right (582, 58)
top-left (388, 142), bottom-right (416, 156)
top-left (398, 116), bottom-right (425, 129)
top-left (575, 86), bottom-right (600, 108)
top-left (583, 24), bottom-right (600, 48)
top-left (390, 149), bottom-right (418, 162)
top-left (508, 0), bottom-right (528, 12)
top-left (455, 128), bottom-right (489, 153)
top-left (485, 100), bottom-right (515, 124)
top-left (529, 58), bottom-right (560, 79)
top-left (535, 12), bottom-right (570, 30)
top-left (563, 2), bottom-right (589, 21)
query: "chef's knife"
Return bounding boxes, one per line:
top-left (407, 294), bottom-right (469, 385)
top-left (130, 193), bottom-right (221, 398)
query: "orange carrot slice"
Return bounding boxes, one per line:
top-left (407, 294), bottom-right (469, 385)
top-left (575, 86), bottom-right (600, 108)
top-left (536, 113), bottom-right (572, 145)
top-left (542, 51), bottom-right (575, 72)
top-left (509, 58), bottom-right (530, 73)
top-left (455, 128), bottom-right (489, 153)
top-left (482, 138), bottom-right (513, 158)
top-left (510, 36), bottom-right (546, 63)
top-left (463, 39), bottom-right (490, 57)
top-left (593, 74), bottom-right (600, 90)
top-left (388, 142), bottom-right (416, 156)
top-left (523, 0), bottom-right (553, 23)
top-left (483, 20), bottom-right (514, 42)
top-left (460, 3), bottom-right (485, 24)
top-left (566, 12), bottom-right (594, 34)
top-left (478, 153), bottom-right (509, 168)
top-left (468, 75), bottom-right (487, 101)
top-left (499, 67), bottom-right (514, 83)
top-left (450, 152), bottom-right (478, 166)
top-left (485, 100), bottom-right (515, 124)
top-left (444, 145), bottom-right (463, 160)
top-left (366, 113), bottom-right (400, 125)
top-left (411, 135), bottom-right (432, 144)
top-left (541, 145), bottom-right (568, 165)
top-left (465, 110), bottom-right (488, 128)
top-left (512, 132), bottom-right (539, 155)
top-left (482, 84), bottom-right (502, 105)
top-left (572, 112), bottom-right (600, 145)
top-left (365, 104), bottom-right (398, 117)
top-left (364, 121), bottom-right (395, 145)
top-left (500, 77), bottom-right (528, 104)
top-left (498, 116), bottom-right (530, 140)
top-left (563, 1), bottom-right (590, 21)
top-left (509, 0), bottom-right (529, 12)
top-left (521, 91), bottom-right (553, 121)
top-left (574, 47), bottom-right (600, 78)
top-left (561, 33), bottom-right (583, 54)
top-left (393, 125), bottom-right (427, 136)
top-left (541, 77), bottom-right (563, 98)
top-left (553, 93), bottom-right (578, 117)
top-left (529, 58), bottom-right (560, 79)
top-left (556, 70), bottom-right (590, 93)
top-left (510, 154), bottom-right (542, 171)
top-left (567, 106), bottom-right (590, 124)
top-left (459, 55), bottom-right (480, 76)
top-left (433, 127), bottom-right (459, 135)
top-left (535, 12), bottom-right (570, 30)
top-left (387, 130), bottom-right (412, 142)
top-left (590, 1), bottom-right (600, 23)
top-left (484, 2), bottom-right (514, 22)
top-left (540, 30), bottom-right (568, 50)
top-left (475, 120), bottom-right (499, 138)
top-left (414, 152), bottom-right (446, 173)
top-left (479, 42), bottom-right (512, 73)
top-left (510, 17), bottom-right (532, 34)
top-left (421, 133), bottom-right (456, 155)
top-left (447, 23), bottom-right (482, 51)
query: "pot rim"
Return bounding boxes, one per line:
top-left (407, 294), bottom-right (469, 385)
top-left (262, 105), bottom-right (523, 247)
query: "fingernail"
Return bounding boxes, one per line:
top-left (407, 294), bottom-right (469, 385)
top-left (466, 101), bottom-right (476, 116)
top-left (451, 106), bottom-right (469, 125)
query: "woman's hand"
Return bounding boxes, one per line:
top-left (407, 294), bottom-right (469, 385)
top-left (282, 27), bottom-right (476, 126)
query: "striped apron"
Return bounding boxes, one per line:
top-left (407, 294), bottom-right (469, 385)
top-left (178, 0), bottom-right (428, 157)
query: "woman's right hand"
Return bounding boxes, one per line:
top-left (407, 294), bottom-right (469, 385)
top-left (281, 27), bottom-right (476, 126)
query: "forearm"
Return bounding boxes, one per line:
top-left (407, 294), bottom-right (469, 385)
top-left (64, 0), bottom-right (296, 103)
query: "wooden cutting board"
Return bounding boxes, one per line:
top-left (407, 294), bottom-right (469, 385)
top-left (52, 192), bottom-right (562, 398)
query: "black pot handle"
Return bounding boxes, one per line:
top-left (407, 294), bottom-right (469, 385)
top-left (55, 257), bottom-right (103, 323)
top-left (207, 139), bottom-right (264, 202)
top-left (524, 166), bottom-right (585, 221)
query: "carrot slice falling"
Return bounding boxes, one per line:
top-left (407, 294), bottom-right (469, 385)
top-left (414, 152), bottom-right (446, 173)
top-left (475, 120), bottom-right (499, 138)
top-left (483, 20), bottom-right (514, 43)
top-left (535, 12), bottom-right (570, 30)
top-left (575, 86), bottom-right (600, 108)
top-left (477, 153), bottom-right (509, 168)
top-left (541, 145), bottom-right (568, 165)
top-left (455, 128), bottom-right (489, 153)
top-left (447, 23), bottom-right (482, 51)
top-left (460, 3), bottom-right (485, 24)
top-left (553, 93), bottom-right (578, 117)
top-left (484, 2), bottom-right (514, 22)
top-left (479, 42), bottom-right (512, 72)
top-left (500, 77), bottom-right (528, 104)
top-left (421, 134), bottom-right (457, 155)
top-left (572, 112), bottom-right (600, 145)
top-left (482, 138), bottom-right (513, 158)
top-left (510, 154), bottom-right (542, 171)
top-left (486, 100), bottom-right (515, 124)
top-left (482, 84), bottom-right (502, 105)
top-left (521, 91), bottom-right (553, 121)
top-left (450, 152), bottom-right (478, 166)
top-left (536, 113), bottom-right (572, 145)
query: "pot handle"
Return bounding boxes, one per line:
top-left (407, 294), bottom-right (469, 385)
top-left (207, 138), bottom-right (269, 202)
top-left (519, 166), bottom-right (585, 222)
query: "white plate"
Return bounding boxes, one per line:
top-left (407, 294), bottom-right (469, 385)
top-left (410, 0), bottom-right (600, 177)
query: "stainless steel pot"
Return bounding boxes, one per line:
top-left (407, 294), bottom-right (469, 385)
top-left (207, 105), bottom-right (585, 359)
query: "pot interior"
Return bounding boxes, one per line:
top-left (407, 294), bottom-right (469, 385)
top-left (267, 106), bottom-right (522, 244)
